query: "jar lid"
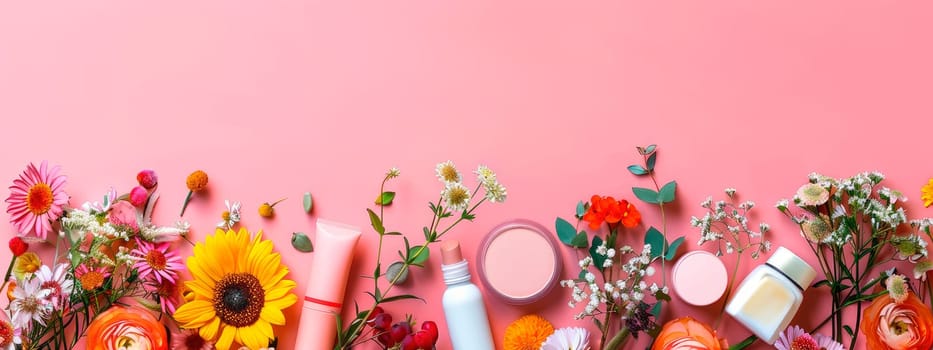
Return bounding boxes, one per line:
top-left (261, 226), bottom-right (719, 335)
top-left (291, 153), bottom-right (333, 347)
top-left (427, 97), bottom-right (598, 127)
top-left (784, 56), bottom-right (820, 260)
top-left (766, 246), bottom-right (816, 291)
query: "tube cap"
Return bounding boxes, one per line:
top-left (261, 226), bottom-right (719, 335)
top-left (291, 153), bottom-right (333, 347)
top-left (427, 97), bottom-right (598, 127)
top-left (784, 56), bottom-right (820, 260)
top-left (766, 246), bottom-right (816, 291)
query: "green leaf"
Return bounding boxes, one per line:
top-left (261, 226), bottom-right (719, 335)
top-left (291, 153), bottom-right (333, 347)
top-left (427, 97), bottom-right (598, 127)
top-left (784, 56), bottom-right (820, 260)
top-left (578, 269), bottom-right (588, 281)
top-left (408, 246), bottom-right (430, 265)
top-left (384, 231), bottom-right (402, 236)
top-left (813, 279), bottom-right (831, 288)
top-left (291, 232), bottom-right (314, 252)
top-left (461, 211), bottom-right (476, 220)
top-left (658, 181), bottom-right (677, 203)
top-left (556, 217), bottom-right (578, 246)
top-left (843, 325), bottom-right (854, 337)
top-left (570, 232), bottom-right (589, 248)
top-left (373, 263), bottom-right (382, 278)
top-left (627, 165), bottom-right (648, 176)
top-left (375, 191), bottom-right (396, 206)
top-left (646, 152), bottom-right (657, 171)
top-left (589, 236), bottom-right (607, 271)
top-left (644, 227), bottom-right (665, 259)
top-left (366, 208), bottom-right (385, 235)
top-left (380, 293), bottom-right (425, 304)
top-left (576, 201), bottom-right (587, 218)
top-left (303, 192), bottom-right (314, 213)
top-left (665, 236), bottom-right (685, 261)
top-left (651, 302), bottom-right (663, 318)
top-left (633, 187), bottom-right (660, 204)
top-left (645, 144), bottom-right (657, 154)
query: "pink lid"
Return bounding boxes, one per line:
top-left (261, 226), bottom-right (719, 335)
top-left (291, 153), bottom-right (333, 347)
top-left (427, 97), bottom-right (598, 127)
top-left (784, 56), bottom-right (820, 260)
top-left (476, 219), bottom-right (562, 305)
top-left (672, 250), bottom-right (728, 306)
top-left (440, 240), bottom-right (464, 265)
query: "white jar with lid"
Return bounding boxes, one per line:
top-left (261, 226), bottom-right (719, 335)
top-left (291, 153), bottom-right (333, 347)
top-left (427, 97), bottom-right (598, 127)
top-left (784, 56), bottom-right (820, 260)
top-left (725, 246), bottom-right (816, 344)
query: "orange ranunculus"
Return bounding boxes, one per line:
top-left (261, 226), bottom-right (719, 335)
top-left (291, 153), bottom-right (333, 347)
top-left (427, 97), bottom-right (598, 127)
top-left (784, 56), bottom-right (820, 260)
top-left (86, 305), bottom-right (168, 350)
top-left (583, 196), bottom-right (642, 230)
top-left (651, 317), bottom-right (725, 350)
top-left (861, 292), bottom-right (933, 350)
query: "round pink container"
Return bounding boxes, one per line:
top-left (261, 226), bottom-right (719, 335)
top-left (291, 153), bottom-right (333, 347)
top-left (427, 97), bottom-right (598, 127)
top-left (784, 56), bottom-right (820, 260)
top-left (476, 219), bottom-right (562, 305)
top-left (672, 250), bottom-right (728, 306)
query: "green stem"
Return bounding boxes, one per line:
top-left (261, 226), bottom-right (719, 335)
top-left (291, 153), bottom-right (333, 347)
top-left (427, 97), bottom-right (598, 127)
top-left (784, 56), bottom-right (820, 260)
top-left (729, 335), bottom-right (758, 350)
top-left (603, 327), bottom-right (630, 350)
top-left (715, 254), bottom-right (741, 330)
top-left (179, 190), bottom-right (194, 216)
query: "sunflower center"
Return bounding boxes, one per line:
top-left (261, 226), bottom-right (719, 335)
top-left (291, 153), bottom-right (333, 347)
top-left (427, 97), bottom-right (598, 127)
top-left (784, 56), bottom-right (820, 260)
top-left (213, 273), bottom-right (264, 327)
top-left (790, 335), bottom-right (819, 350)
top-left (26, 183), bottom-right (54, 215)
top-left (79, 271), bottom-right (104, 291)
top-left (146, 250), bottom-right (167, 270)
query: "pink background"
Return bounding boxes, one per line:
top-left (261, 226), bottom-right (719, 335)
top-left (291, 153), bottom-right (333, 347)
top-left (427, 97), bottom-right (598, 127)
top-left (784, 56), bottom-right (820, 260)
top-left (2, 1), bottom-right (933, 349)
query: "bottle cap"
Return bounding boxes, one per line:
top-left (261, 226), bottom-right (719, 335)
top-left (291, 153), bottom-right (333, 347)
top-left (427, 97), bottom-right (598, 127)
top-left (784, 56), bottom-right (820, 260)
top-left (766, 246), bottom-right (816, 291)
top-left (440, 240), bottom-right (464, 265)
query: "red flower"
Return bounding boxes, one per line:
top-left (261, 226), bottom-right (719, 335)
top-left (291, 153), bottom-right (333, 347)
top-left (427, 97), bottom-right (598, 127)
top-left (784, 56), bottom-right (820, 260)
top-left (583, 196), bottom-right (642, 230)
top-left (8, 237), bottom-right (27, 257)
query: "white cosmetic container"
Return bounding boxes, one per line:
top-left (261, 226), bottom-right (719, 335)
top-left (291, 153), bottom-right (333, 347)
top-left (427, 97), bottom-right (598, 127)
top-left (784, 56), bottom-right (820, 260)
top-left (440, 240), bottom-right (495, 350)
top-left (725, 246), bottom-right (816, 344)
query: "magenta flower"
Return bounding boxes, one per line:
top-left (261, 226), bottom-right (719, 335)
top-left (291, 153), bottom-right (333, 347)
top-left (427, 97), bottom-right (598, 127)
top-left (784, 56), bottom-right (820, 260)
top-left (131, 239), bottom-right (183, 284)
top-left (5, 161), bottom-right (68, 240)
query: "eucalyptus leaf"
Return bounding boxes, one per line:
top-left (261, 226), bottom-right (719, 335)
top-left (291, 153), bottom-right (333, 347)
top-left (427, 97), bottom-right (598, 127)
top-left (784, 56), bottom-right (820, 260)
top-left (633, 187), bottom-right (660, 204)
top-left (556, 217), bottom-right (577, 246)
top-left (291, 232), bottom-right (313, 252)
top-left (645, 144), bottom-right (657, 154)
top-left (644, 227), bottom-right (665, 259)
top-left (627, 165), bottom-right (648, 176)
top-left (576, 201), bottom-right (587, 218)
top-left (651, 302), bottom-right (663, 318)
top-left (665, 236), bottom-right (685, 261)
top-left (658, 181), bottom-right (677, 203)
top-left (589, 236), bottom-right (607, 271)
top-left (408, 246), bottom-right (429, 265)
top-left (570, 232), bottom-right (589, 248)
top-left (375, 191), bottom-right (396, 206)
top-left (303, 192), bottom-right (314, 213)
top-left (647, 152), bottom-right (657, 171)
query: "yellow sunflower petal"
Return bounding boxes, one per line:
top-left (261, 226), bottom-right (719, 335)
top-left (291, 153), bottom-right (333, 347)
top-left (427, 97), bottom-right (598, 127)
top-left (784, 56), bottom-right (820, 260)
top-left (237, 324), bottom-right (268, 350)
top-left (186, 279), bottom-right (216, 299)
top-left (262, 267), bottom-right (290, 291)
top-left (260, 306), bottom-right (286, 325)
top-left (175, 300), bottom-right (216, 328)
top-left (186, 255), bottom-right (219, 287)
top-left (194, 241), bottom-right (225, 281)
top-left (217, 325), bottom-right (236, 350)
top-left (199, 316), bottom-right (222, 341)
top-left (264, 279), bottom-right (297, 301)
top-left (265, 293), bottom-right (298, 313)
top-left (255, 319), bottom-right (275, 340)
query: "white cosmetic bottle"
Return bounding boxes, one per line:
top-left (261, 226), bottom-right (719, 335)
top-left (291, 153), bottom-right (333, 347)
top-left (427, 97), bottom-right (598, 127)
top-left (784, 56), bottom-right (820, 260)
top-left (725, 246), bottom-right (816, 344)
top-left (440, 240), bottom-right (496, 350)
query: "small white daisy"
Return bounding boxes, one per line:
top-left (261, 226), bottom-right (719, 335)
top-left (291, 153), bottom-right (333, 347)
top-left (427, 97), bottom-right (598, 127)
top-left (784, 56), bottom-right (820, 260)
top-left (217, 200), bottom-right (241, 230)
top-left (441, 182), bottom-right (471, 212)
top-left (435, 160), bottom-right (461, 184)
top-left (10, 278), bottom-right (52, 330)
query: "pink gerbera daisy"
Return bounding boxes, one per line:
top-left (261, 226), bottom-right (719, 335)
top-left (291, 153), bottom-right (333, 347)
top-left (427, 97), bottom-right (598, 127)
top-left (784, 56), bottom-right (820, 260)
top-left (172, 329), bottom-right (215, 350)
top-left (775, 325), bottom-right (836, 350)
top-left (5, 161), bottom-right (68, 240)
top-left (144, 278), bottom-right (180, 314)
top-left (74, 264), bottom-right (111, 291)
top-left (131, 239), bottom-right (183, 284)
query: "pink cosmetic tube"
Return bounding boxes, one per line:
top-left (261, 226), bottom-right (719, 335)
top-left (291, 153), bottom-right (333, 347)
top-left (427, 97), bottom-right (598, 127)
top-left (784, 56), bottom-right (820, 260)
top-left (294, 219), bottom-right (362, 350)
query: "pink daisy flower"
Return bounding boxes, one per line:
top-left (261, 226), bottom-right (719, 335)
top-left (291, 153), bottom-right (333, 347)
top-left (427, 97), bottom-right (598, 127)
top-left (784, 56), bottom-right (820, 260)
top-left (144, 278), bottom-right (180, 314)
top-left (74, 264), bottom-right (111, 291)
top-left (775, 325), bottom-right (844, 350)
top-left (131, 239), bottom-right (183, 284)
top-left (172, 329), bottom-right (215, 350)
top-left (5, 161), bottom-right (68, 240)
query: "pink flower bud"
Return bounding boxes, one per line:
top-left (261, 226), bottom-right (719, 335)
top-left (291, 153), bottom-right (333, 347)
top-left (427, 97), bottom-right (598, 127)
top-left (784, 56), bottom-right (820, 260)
top-left (129, 186), bottom-right (148, 207)
top-left (136, 170), bottom-right (158, 189)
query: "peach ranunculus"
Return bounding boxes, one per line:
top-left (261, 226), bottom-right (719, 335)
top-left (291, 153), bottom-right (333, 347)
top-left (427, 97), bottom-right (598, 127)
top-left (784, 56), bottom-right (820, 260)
top-left (651, 317), bottom-right (725, 350)
top-left (86, 305), bottom-right (168, 350)
top-left (861, 292), bottom-right (933, 350)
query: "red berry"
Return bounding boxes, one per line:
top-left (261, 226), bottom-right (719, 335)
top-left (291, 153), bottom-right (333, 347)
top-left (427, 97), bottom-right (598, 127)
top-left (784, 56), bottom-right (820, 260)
top-left (390, 322), bottom-right (411, 343)
top-left (8, 237), bottom-right (27, 257)
top-left (377, 332), bottom-right (395, 347)
top-left (413, 330), bottom-right (434, 349)
top-left (373, 313), bottom-right (392, 330)
top-left (420, 321), bottom-right (439, 344)
top-left (366, 306), bottom-right (384, 324)
top-left (400, 334), bottom-right (418, 350)
top-left (129, 186), bottom-right (148, 207)
top-left (136, 170), bottom-right (158, 189)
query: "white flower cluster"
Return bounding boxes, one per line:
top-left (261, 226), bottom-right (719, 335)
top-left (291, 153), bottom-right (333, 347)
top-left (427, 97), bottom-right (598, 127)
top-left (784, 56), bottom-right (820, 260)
top-left (61, 208), bottom-right (129, 241)
top-left (691, 189), bottom-right (771, 258)
top-left (435, 162), bottom-right (508, 212)
top-left (561, 244), bottom-right (665, 320)
top-left (474, 165), bottom-right (507, 203)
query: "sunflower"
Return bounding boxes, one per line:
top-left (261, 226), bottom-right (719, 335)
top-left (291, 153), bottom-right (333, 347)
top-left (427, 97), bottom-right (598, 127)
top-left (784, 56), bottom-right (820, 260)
top-left (174, 228), bottom-right (296, 350)
top-left (5, 161), bottom-right (68, 240)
